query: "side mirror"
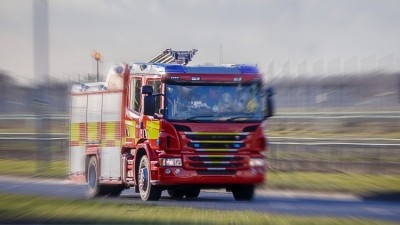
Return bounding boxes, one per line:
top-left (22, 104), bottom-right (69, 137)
top-left (142, 85), bottom-right (153, 95)
top-left (143, 95), bottom-right (156, 116)
top-left (265, 87), bottom-right (275, 118)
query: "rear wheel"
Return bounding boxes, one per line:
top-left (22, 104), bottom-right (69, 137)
top-left (108, 186), bottom-right (124, 197)
top-left (231, 185), bottom-right (255, 201)
top-left (168, 189), bottom-right (185, 199)
top-left (87, 156), bottom-right (109, 198)
top-left (138, 155), bottom-right (161, 201)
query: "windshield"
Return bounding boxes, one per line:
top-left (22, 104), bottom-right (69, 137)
top-left (165, 83), bottom-right (264, 122)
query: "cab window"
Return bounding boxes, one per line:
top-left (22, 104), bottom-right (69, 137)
top-left (148, 80), bottom-right (161, 114)
top-left (129, 78), bottom-right (142, 112)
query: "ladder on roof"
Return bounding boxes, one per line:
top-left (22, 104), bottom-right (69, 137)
top-left (148, 49), bottom-right (197, 65)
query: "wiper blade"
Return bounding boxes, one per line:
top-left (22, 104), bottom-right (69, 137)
top-left (186, 115), bottom-right (216, 121)
top-left (226, 116), bottom-right (255, 121)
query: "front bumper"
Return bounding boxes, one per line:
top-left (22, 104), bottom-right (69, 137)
top-left (151, 166), bottom-right (265, 186)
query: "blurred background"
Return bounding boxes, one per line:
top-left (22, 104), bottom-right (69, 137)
top-left (0, 0), bottom-right (399, 197)
top-left (1, 1), bottom-right (400, 224)
top-left (1, 70), bottom-right (399, 176)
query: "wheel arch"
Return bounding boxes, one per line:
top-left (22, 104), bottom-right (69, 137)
top-left (134, 142), bottom-right (158, 186)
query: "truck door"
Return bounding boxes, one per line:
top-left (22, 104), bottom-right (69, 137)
top-left (144, 79), bottom-right (162, 148)
top-left (125, 76), bottom-right (142, 147)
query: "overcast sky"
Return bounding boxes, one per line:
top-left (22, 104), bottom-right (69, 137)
top-left (1, 0), bottom-right (399, 83)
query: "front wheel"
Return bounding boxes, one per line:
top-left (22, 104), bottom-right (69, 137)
top-left (231, 185), bottom-right (255, 201)
top-left (138, 155), bottom-right (162, 201)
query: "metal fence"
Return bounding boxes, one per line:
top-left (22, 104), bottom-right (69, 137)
top-left (0, 72), bottom-right (399, 174)
top-left (267, 138), bottom-right (400, 174)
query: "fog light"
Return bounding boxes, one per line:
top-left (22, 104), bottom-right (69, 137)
top-left (174, 169), bottom-right (181, 175)
top-left (165, 169), bottom-right (171, 175)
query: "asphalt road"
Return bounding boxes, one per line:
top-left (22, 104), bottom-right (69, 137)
top-left (0, 176), bottom-right (399, 222)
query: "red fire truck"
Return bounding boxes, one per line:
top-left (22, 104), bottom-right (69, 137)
top-left (69, 49), bottom-right (274, 201)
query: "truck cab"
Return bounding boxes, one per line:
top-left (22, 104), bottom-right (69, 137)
top-left (128, 62), bottom-right (273, 200)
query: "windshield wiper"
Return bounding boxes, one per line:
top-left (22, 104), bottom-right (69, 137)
top-left (226, 116), bottom-right (256, 121)
top-left (186, 115), bottom-right (216, 121)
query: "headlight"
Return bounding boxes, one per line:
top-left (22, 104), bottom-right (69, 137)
top-left (160, 158), bottom-right (182, 167)
top-left (250, 158), bottom-right (265, 167)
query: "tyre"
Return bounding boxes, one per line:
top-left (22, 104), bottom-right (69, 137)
top-left (185, 187), bottom-right (200, 199)
top-left (87, 156), bottom-right (109, 198)
top-left (231, 185), bottom-right (255, 201)
top-left (168, 188), bottom-right (185, 199)
top-left (138, 155), bottom-right (161, 201)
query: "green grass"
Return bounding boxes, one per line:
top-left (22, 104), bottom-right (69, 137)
top-left (266, 171), bottom-right (400, 194)
top-left (0, 159), bottom-right (68, 179)
top-left (0, 193), bottom-right (395, 225)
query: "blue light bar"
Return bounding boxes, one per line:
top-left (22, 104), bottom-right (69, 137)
top-left (130, 63), bottom-right (259, 75)
top-left (163, 64), bottom-right (186, 73)
top-left (237, 65), bottom-right (259, 74)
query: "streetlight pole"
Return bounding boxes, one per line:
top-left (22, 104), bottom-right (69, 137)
top-left (93, 51), bottom-right (101, 81)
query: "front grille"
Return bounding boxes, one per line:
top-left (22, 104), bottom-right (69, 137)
top-left (188, 142), bottom-right (244, 149)
top-left (185, 155), bottom-right (245, 169)
top-left (189, 163), bottom-right (241, 168)
top-left (188, 156), bottom-right (244, 161)
top-left (181, 132), bottom-right (249, 172)
top-left (185, 134), bottom-right (247, 141)
top-left (196, 170), bottom-right (236, 175)
top-left (183, 132), bottom-right (248, 153)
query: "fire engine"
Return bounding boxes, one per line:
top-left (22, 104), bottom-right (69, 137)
top-left (69, 49), bottom-right (274, 201)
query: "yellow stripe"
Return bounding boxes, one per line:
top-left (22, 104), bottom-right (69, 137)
top-left (125, 120), bottom-right (135, 126)
top-left (70, 123), bottom-right (80, 142)
top-left (124, 121), bottom-right (136, 144)
top-left (146, 121), bottom-right (160, 139)
top-left (104, 122), bottom-right (115, 139)
top-left (87, 122), bottom-right (99, 141)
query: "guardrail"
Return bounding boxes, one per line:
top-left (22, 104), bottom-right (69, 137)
top-left (1, 113), bottom-right (399, 174)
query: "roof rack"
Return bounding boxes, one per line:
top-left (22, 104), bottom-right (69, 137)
top-left (148, 49), bottom-right (197, 65)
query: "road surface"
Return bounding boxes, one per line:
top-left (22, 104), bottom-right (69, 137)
top-left (0, 176), bottom-right (399, 222)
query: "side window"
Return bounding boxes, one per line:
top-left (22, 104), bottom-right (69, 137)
top-left (148, 80), bottom-right (161, 114)
top-left (129, 78), bottom-right (142, 112)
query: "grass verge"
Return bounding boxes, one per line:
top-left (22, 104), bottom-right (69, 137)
top-left (0, 193), bottom-right (395, 225)
top-left (0, 159), bottom-right (67, 179)
top-left (266, 171), bottom-right (400, 194)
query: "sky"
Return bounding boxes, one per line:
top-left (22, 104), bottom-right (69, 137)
top-left (0, 0), bottom-right (400, 83)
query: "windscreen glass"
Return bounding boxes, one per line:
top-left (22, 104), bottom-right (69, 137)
top-left (165, 83), bottom-right (263, 122)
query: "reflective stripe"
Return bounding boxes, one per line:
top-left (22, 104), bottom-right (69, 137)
top-left (87, 122), bottom-right (100, 142)
top-left (124, 121), bottom-right (136, 144)
top-left (101, 121), bottom-right (121, 147)
top-left (70, 123), bottom-right (86, 146)
top-left (70, 121), bottom-right (121, 147)
top-left (146, 120), bottom-right (160, 140)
